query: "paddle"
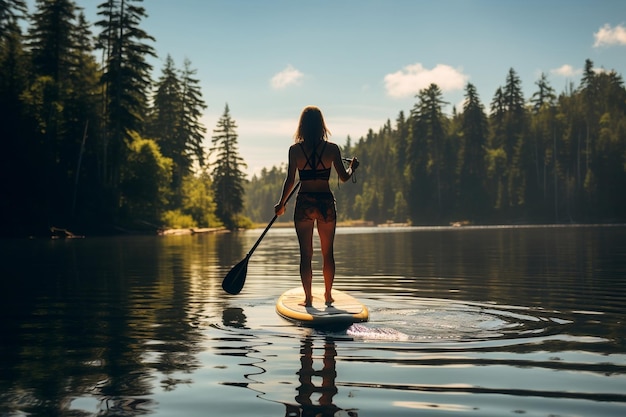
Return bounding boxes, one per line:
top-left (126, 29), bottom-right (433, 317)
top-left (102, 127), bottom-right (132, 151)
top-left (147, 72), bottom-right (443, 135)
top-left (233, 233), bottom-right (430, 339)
top-left (222, 181), bottom-right (301, 295)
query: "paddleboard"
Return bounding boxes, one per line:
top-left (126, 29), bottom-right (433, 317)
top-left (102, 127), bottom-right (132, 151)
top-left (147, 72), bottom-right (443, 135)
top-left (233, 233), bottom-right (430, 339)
top-left (276, 287), bottom-right (369, 328)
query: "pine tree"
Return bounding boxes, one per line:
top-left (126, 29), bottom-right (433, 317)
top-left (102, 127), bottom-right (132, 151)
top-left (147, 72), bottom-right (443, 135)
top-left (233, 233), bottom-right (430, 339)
top-left (409, 83), bottom-right (448, 220)
top-left (95, 0), bottom-right (156, 190)
top-left (149, 55), bottom-right (207, 206)
top-left (149, 54), bottom-right (183, 196)
top-left (63, 11), bottom-right (102, 223)
top-left (588, 70), bottom-right (626, 219)
top-left (382, 111), bottom-right (409, 222)
top-left (530, 73), bottom-right (556, 112)
top-left (210, 104), bottom-right (247, 229)
top-left (529, 73), bottom-right (557, 218)
top-left (458, 82), bottom-right (489, 220)
top-left (28, 0), bottom-right (77, 82)
top-left (488, 68), bottom-right (527, 212)
top-left (0, 0), bottom-right (28, 235)
top-left (0, 0), bottom-right (28, 139)
top-left (24, 0), bottom-right (91, 229)
top-left (180, 58), bottom-right (207, 167)
top-left (0, 0), bottom-right (27, 39)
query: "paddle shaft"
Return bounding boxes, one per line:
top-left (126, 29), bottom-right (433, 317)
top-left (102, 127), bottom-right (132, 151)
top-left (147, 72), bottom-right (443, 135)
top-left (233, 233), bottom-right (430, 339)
top-left (246, 181), bottom-right (300, 258)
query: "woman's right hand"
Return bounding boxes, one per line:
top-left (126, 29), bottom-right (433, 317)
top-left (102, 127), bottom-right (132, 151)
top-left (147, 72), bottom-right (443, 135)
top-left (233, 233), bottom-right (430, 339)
top-left (274, 203), bottom-right (285, 216)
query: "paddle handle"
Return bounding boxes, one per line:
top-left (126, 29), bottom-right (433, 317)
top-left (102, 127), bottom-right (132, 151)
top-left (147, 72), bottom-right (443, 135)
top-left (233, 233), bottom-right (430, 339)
top-left (246, 181), bottom-right (300, 257)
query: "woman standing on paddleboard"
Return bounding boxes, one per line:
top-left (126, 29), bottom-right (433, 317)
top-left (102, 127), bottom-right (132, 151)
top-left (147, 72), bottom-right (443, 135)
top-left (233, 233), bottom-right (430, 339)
top-left (274, 106), bottom-right (359, 307)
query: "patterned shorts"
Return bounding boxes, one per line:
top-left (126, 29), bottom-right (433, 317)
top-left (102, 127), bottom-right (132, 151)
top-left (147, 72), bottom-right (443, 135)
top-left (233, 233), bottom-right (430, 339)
top-left (294, 192), bottom-right (337, 223)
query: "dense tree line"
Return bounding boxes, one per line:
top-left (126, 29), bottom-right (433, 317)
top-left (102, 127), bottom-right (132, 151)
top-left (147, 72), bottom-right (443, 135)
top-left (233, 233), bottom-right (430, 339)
top-left (0, 0), bottom-right (248, 236)
top-left (246, 63), bottom-right (626, 225)
top-left (3, 2), bottom-right (624, 236)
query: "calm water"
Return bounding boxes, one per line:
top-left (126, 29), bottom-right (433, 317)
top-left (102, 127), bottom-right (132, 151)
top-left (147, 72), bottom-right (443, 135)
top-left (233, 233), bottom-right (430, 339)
top-left (1, 225), bottom-right (625, 417)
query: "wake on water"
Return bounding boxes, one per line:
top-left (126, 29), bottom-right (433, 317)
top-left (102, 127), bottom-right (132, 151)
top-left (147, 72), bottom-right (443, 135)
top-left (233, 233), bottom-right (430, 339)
top-left (344, 299), bottom-right (575, 343)
top-left (346, 323), bottom-right (411, 341)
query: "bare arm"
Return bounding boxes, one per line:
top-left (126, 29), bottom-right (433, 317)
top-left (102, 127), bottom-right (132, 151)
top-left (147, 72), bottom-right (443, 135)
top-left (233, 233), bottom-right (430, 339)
top-left (331, 143), bottom-right (359, 182)
top-left (274, 146), bottom-right (298, 215)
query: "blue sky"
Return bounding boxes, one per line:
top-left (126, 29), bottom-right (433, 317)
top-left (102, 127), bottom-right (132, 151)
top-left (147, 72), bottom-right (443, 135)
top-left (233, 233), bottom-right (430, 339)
top-left (27, 1), bottom-right (626, 176)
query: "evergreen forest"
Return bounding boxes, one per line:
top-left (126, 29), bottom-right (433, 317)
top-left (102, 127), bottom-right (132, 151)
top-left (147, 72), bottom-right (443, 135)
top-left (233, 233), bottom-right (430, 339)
top-left (1, 0), bottom-right (248, 236)
top-left (247, 65), bottom-right (626, 226)
top-left (2, 1), bottom-right (625, 238)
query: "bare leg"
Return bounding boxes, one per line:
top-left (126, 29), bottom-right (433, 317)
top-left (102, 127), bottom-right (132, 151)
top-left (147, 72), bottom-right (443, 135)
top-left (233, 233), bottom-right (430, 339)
top-left (317, 218), bottom-right (336, 305)
top-left (295, 219), bottom-right (314, 307)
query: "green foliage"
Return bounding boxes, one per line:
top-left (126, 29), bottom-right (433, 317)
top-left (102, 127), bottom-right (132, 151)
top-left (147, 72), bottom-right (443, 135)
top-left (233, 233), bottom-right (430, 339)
top-left (181, 171), bottom-right (221, 227)
top-left (231, 214), bottom-right (254, 230)
top-left (120, 133), bottom-right (172, 224)
top-left (158, 171), bottom-right (222, 229)
top-left (0, 0), bottom-right (230, 235)
top-left (245, 165), bottom-right (289, 222)
top-left (161, 209), bottom-right (196, 229)
top-left (1, 0), bottom-right (625, 235)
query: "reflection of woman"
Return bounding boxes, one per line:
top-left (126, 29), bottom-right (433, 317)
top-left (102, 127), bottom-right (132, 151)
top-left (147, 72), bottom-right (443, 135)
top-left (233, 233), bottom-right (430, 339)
top-left (296, 337), bottom-right (338, 411)
top-left (275, 106), bottom-right (359, 307)
top-left (284, 336), bottom-right (358, 417)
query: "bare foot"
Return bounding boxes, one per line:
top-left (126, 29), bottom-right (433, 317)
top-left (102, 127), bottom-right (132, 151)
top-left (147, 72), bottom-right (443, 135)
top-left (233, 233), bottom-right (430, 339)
top-left (299, 299), bottom-right (312, 307)
top-left (325, 294), bottom-right (334, 306)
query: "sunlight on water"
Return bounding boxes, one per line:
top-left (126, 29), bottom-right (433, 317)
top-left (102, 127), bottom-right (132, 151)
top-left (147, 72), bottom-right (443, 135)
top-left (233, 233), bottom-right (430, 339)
top-left (1, 225), bottom-right (625, 417)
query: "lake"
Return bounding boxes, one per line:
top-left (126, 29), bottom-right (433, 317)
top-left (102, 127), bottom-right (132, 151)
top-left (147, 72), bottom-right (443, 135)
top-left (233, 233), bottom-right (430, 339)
top-left (1, 225), bottom-right (625, 417)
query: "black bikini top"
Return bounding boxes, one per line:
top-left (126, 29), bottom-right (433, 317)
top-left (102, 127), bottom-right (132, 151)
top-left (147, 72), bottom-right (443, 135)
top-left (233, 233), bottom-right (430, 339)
top-left (298, 141), bottom-right (331, 181)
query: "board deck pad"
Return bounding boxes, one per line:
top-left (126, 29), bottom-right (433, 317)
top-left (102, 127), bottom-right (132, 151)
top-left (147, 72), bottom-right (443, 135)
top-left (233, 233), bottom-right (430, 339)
top-left (276, 286), bottom-right (369, 328)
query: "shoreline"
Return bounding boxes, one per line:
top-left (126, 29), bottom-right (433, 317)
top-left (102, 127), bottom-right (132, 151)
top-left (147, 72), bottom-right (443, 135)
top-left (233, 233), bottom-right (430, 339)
top-left (9, 221), bottom-right (625, 240)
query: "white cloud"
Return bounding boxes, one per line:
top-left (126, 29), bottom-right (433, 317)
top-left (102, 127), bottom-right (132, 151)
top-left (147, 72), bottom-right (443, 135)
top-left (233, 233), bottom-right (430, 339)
top-left (550, 64), bottom-right (581, 77)
top-left (270, 65), bottom-right (304, 89)
top-left (593, 23), bottom-right (626, 47)
top-left (384, 63), bottom-right (469, 98)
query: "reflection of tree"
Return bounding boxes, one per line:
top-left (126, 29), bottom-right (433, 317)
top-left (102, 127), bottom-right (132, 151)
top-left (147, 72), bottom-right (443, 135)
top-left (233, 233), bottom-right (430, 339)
top-left (215, 232), bottom-right (246, 271)
top-left (285, 336), bottom-right (358, 417)
top-left (152, 242), bottom-right (203, 392)
top-left (0, 236), bottom-right (210, 415)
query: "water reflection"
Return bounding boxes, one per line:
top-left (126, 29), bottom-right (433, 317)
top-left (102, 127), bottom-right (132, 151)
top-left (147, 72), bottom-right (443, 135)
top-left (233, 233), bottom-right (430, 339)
top-left (284, 336), bottom-right (357, 417)
top-left (217, 305), bottom-right (356, 417)
top-left (223, 307), bottom-right (249, 329)
top-left (0, 235), bottom-right (218, 416)
top-left (1, 226), bottom-right (625, 416)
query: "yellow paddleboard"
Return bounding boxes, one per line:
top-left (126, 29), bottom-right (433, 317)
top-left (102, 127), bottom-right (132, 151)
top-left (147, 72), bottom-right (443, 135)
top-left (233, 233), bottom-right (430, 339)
top-left (276, 287), bottom-right (369, 328)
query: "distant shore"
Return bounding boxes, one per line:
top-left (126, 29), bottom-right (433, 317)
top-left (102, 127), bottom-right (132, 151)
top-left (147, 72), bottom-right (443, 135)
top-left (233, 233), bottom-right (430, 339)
top-left (16, 221), bottom-right (625, 240)
top-left (158, 227), bottom-right (228, 236)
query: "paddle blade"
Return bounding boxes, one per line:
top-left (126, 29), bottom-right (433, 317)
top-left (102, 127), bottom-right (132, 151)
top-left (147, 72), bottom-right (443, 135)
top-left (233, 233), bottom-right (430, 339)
top-left (222, 256), bottom-right (249, 295)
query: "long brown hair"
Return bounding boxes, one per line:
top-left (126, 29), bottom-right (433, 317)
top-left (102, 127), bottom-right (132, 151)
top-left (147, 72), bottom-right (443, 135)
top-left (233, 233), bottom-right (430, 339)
top-left (294, 105), bottom-right (330, 143)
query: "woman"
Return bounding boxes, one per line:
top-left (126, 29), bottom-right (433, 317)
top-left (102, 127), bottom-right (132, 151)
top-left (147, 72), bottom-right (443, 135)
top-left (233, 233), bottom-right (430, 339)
top-left (274, 106), bottom-right (359, 307)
